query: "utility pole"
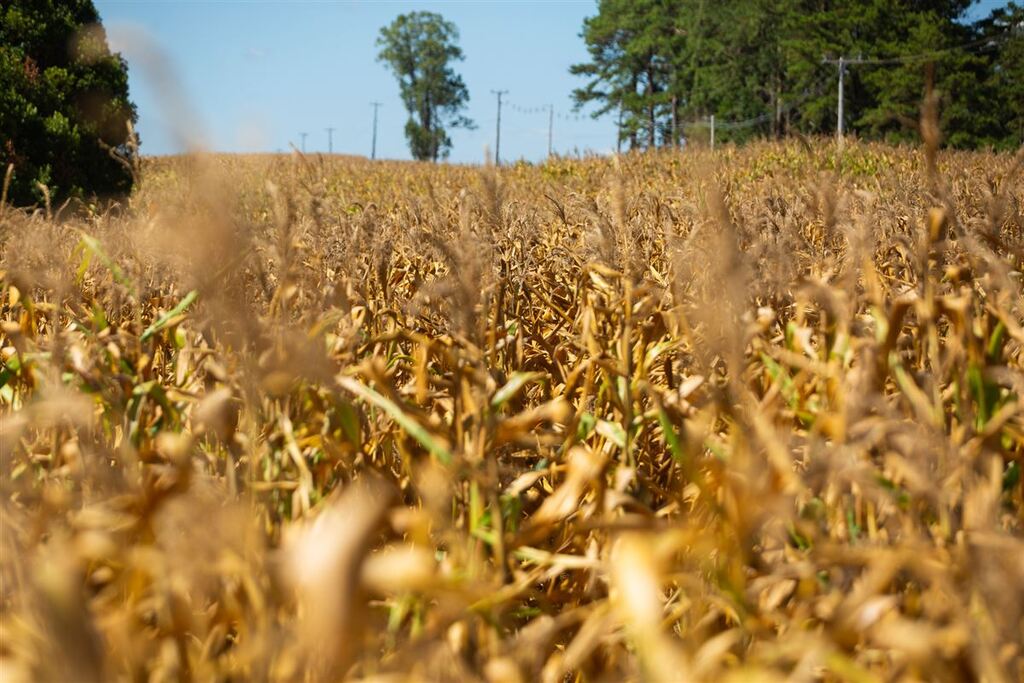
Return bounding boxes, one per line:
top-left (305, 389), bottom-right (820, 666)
top-left (547, 104), bottom-right (554, 157)
top-left (836, 57), bottom-right (845, 146)
top-left (491, 89), bottom-right (508, 165)
top-left (671, 95), bottom-right (679, 148)
top-left (617, 104), bottom-right (623, 154)
top-left (370, 101), bottom-right (382, 160)
top-left (299, 132), bottom-right (308, 154)
top-left (823, 56), bottom-right (864, 149)
top-left (326, 127), bottom-right (334, 154)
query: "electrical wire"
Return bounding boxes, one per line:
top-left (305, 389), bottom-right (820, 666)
top-left (487, 26), bottom-right (1016, 145)
top-left (824, 31), bottom-right (1010, 66)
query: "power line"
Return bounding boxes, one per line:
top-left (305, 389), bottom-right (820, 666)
top-left (280, 27), bottom-right (1012, 161)
top-left (506, 100), bottom-right (585, 123)
top-left (687, 73), bottom-right (833, 133)
top-left (830, 32), bottom-right (1009, 67)
top-left (502, 98), bottom-right (593, 156)
top-left (589, 30), bottom-right (1010, 150)
top-left (820, 32), bottom-right (1011, 145)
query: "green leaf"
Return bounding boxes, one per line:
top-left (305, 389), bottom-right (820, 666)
top-left (74, 242), bottom-right (93, 284)
top-left (577, 412), bottom-right (596, 440)
top-left (762, 352), bottom-right (798, 410)
top-left (77, 234), bottom-right (135, 293)
top-left (469, 480), bottom-right (485, 537)
top-left (337, 375), bottom-right (452, 464)
top-left (596, 419), bottom-right (626, 449)
top-left (987, 321), bottom-right (1006, 362)
top-left (846, 508), bottom-right (861, 542)
top-left (334, 399), bottom-right (361, 445)
top-left (967, 363), bottom-right (1000, 430)
top-left (1004, 461), bottom-right (1020, 493)
top-left (90, 301), bottom-right (108, 331)
top-left (140, 290), bottom-right (198, 342)
top-left (491, 371), bottom-right (545, 410)
top-left (657, 407), bottom-right (685, 463)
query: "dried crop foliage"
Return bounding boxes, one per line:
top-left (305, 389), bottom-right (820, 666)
top-left (1, 137), bottom-right (1022, 683)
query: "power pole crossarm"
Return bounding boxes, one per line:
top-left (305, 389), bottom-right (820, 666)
top-left (491, 89), bottom-right (508, 165)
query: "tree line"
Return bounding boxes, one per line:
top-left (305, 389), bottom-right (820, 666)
top-left (570, 0), bottom-right (1023, 150)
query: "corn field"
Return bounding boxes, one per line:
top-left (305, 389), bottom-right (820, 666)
top-left (1, 136), bottom-right (1022, 682)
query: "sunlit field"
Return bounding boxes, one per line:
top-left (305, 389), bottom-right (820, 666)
top-left (1, 138), bottom-right (1022, 682)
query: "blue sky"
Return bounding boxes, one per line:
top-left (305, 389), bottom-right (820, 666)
top-left (94, 0), bottom-right (1010, 163)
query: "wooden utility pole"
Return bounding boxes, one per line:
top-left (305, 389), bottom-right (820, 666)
top-left (547, 104), bottom-right (554, 157)
top-left (835, 57), bottom-right (845, 146)
top-left (491, 89), bottom-right (508, 165)
top-left (616, 104), bottom-right (623, 154)
top-left (823, 56), bottom-right (865, 149)
top-left (671, 95), bottom-right (679, 148)
top-left (646, 73), bottom-right (655, 148)
top-left (370, 101), bottom-right (382, 160)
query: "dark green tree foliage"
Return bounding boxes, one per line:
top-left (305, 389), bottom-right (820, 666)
top-left (572, 0), bottom-right (1023, 150)
top-left (376, 12), bottom-right (474, 162)
top-left (1, 0), bottom-right (137, 207)
top-left (977, 2), bottom-right (1024, 147)
top-left (570, 1), bottom-right (674, 149)
top-left (779, 0), bottom-right (986, 146)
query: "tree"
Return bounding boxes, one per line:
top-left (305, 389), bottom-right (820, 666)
top-left (977, 2), bottom-right (1024, 147)
top-left (1, 0), bottom-right (137, 207)
top-left (570, 0), bottom-right (677, 150)
top-left (376, 12), bottom-right (474, 162)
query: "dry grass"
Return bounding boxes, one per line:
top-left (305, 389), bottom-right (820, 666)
top-left (1, 137), bottom-right (1022, 682)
